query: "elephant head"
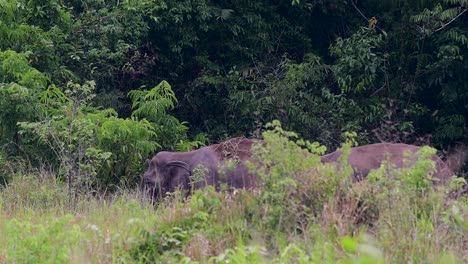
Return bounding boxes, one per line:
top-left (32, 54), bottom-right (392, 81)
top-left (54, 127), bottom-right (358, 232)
top-left (140, 138), bottom-right (261, 201)
top-left (140, 151), bottom-right (193, 200)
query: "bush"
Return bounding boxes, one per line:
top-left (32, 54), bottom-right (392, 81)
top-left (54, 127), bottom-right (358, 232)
top-left (17, 80), bottom-right (193, 203)
top-left (249, 120), bottom-right (350, 234)
top-left (1, 214), bottom-right (83, 263)
top-left (0, 123), bottom-right (466, 263)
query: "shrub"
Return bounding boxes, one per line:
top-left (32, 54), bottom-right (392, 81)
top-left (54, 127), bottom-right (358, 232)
top-left (1, 214), bottom-right (83, 263)
top-left (249, 120), bottom-right (349, 233)
top-left (18, 80), bottom-right (192, 204)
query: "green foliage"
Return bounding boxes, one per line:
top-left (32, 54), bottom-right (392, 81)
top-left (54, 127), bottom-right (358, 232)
top-left (0, 0), bottom-right (75, 82)
top-left (410, 0), bottom-right (468, 35)
top-left (19, 81), bottom-right (111, 195)
top-left (130, 226), bottom-right (192, 262)
top-left (130, 186), bottom-right (239, 262)
top-left (330, 28), bottom-right (385, 93)
top-left (2, 215), bottom-right (82, 263)
top-left (339, 235), bottom-right (384, 264)
top-left (129, 80), bottom-right (188, 148)
top-left (224, 55), bottom-right (367, 147)
top-left (250, 121), bottom-right (344, 232)
top-left (2, 0), bottom-right (465, 152)
top-left (359, 158), bottom-right (466, 263)
top-left (0, 50), bottom-right (49, 87)
top-left (0, 50), bottom-right (50, 156)
top-left (2, 0), bottom-right (465, 155)
top-left (18, 80), bottom-right (188, 197)
top-left (130, 81), bottom-right (177, 119)
top-left (175, 132), bottom-right (208, 152)
top-left (211, 242), bottom-right (267, 264)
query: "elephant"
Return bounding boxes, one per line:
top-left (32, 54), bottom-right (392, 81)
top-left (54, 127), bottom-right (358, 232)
top-left (140, 137), bottom-right (262, 200)
top-left (320, 143), bottom-right (455, 185)
top-left (141, 138), bottom-right (463, 200)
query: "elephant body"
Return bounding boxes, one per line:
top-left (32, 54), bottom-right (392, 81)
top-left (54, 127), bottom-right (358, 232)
top-left (320, 143), bottom-right (454, 185)
top-left (141, 138), bottom-right (261, 200)
top-left (142, 139), bottom-right (458, 200)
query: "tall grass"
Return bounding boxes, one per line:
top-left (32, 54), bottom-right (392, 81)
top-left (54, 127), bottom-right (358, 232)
top-left (0, 130), bottom-right (466, 263)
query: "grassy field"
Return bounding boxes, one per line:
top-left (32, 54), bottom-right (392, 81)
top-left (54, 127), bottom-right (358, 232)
top-left (0, 136), bottom-right (466, 263)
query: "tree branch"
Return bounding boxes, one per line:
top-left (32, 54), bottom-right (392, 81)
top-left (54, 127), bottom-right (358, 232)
top-left (349, 0), bottom-right (369, 21)
top-left (434, 8), bottom-right (467, 33)
top-left (348, 0), bottom-right (386, 34)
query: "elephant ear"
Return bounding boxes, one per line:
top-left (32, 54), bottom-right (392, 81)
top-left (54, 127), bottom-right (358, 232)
top-left (166, 161), bottom-right (192, 175)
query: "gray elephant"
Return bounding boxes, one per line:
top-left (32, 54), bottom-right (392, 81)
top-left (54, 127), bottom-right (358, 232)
top-left (140, 138), bottom-right (262, 200)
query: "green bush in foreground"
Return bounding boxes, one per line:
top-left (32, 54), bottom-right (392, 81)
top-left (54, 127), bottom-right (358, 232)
top-left (0, 125), bottom-right (466, 263)
top-left (1, 215), bottom-right (82, 264)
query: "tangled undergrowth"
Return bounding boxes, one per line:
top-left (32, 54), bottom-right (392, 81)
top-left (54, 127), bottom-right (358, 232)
top-left (0, 125), bottom-right (466, 263)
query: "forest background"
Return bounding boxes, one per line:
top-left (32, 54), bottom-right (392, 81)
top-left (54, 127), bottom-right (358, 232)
top-left (0, 0), bottom-right (467, 189)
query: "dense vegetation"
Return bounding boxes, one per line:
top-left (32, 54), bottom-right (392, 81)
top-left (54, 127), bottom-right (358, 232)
top-left (1, 0), bottom-right (467, 185)
top-left (0, 0), bottom-right (467, 262)
top-left (1, 127), bottom-right (467, 263)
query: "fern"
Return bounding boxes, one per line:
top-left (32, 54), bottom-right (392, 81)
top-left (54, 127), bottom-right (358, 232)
top-left (411, 2), bottom-right (467, 35)
top-left (444, 0), bottom-right (468, 6)
top-left (0, 50), bottom-right (49, 87)
top-left (440, 8), bottom-right (461, 21)
top-left (129, 80), bottom-right (177, 120)
top-left (442, 29), bottom-right (468, 47)
top-left (99, 118), bottom-right (160, 156)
